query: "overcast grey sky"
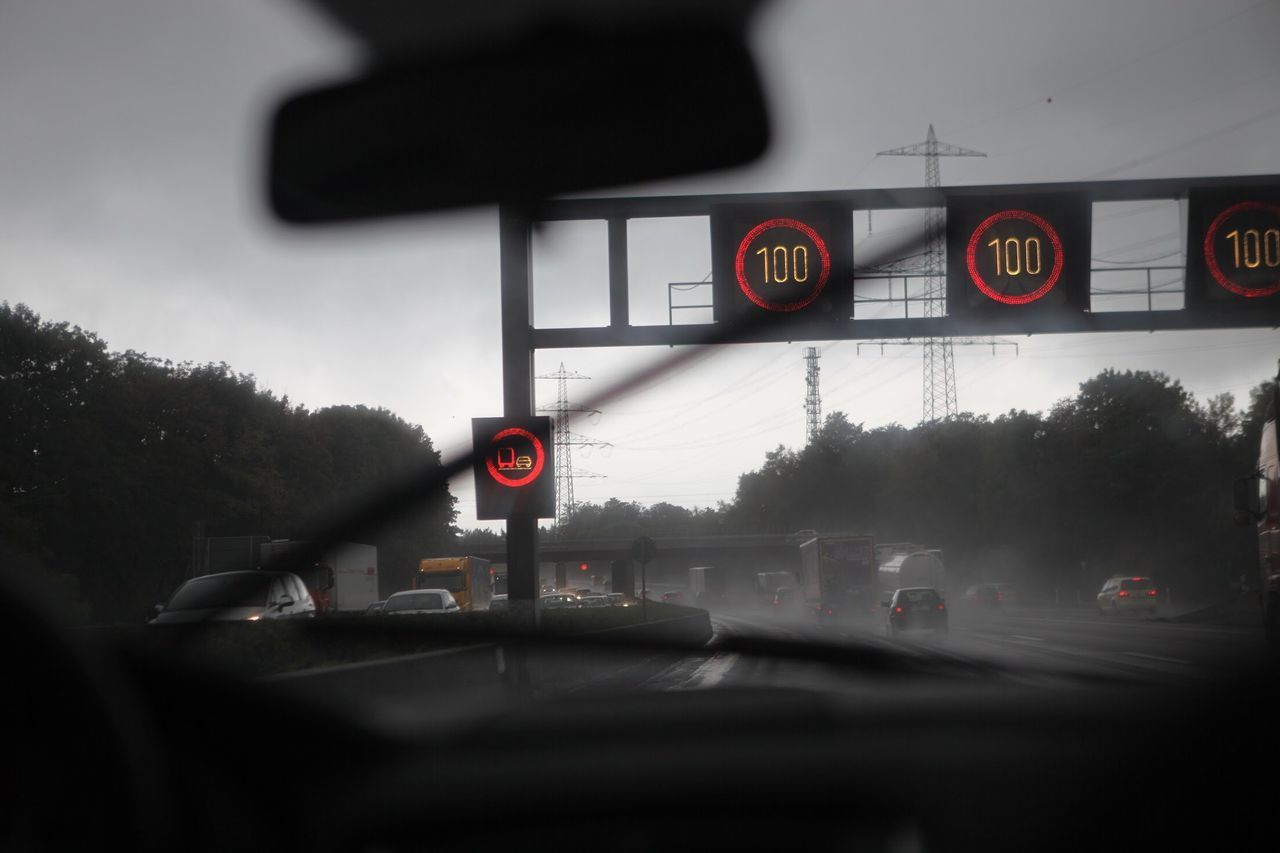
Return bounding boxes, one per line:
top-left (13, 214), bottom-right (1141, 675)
top-left (3, 0), bottom-right (1280, 529)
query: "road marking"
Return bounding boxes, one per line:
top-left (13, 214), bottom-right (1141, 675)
top-left (1010, 635), bottom-right (1045, 642)
top-left (678, 652), bottom-right (739, 690)
top-left (1121, 651), bottom-right (1191, 665)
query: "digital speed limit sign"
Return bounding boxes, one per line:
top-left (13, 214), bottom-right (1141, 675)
top-left (1188, 188), bottom-right (1280, 306)
top-left (711, 202), bottom-right (852, 324)
top-left (946, 193), bottom-right (1091, 324)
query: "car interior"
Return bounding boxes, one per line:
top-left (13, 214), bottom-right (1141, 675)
top-left (3, 2), bottom-right (1279, 852)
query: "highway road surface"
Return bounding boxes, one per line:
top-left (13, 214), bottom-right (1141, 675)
top-left (270, 597), bottom-right (1270, 736)
top-left (643, 602), bottom-right (1270, 691)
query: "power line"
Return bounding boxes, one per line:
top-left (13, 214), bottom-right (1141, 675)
top-left (805, 347), bottom-right (821, 444)
top-left (535, 363), bottom-right (611, 529)
top-left (876, 124), bottom-right (987, 422)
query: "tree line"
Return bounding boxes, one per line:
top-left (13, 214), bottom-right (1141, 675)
top-left (1, 303), bottom-right (457, 622)
top-left (544, 369), bottom-right (1272, 601)
top-left (5, 300), bottom-right (1270, 619)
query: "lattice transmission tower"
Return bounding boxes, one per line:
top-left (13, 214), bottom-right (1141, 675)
top-left (536, 363), bottom-right (611, 529)
top-left (876, 124), bottom-right (987, 421)
top-left (804, 347), bottom-right (821, 444)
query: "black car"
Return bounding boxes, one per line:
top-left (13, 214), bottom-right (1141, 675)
top-left (885, 587), bottom-right (948, 638)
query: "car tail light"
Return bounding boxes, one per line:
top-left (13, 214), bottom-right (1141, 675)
top-left (894, 606), bottom-right (903, 613)
top-left (937, 603), bottom-right (945, 611)
top-left (1146, 589), bottom-right (1157, 597)
top-left (1117, 590), bottom-right (1129, 597)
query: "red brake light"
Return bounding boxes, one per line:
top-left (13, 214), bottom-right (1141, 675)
top-left (894, 606), bottom-right (903, 613)
top-left (937, 603), bottom-right (945, 611)
top-left (1117, 590), bottom-right (1129, 597)
top-left (1131, 577), bottom-right (1143, 582)
top-left (1146, 589), bottom-right (1157, 597)
top-left (579, 563), bottom-right (588, 572)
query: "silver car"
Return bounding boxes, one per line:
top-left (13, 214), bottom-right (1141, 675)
top-left (151, 571), bottom-right (316, 623)
top-left (382, 589), bottom-right (460, 615)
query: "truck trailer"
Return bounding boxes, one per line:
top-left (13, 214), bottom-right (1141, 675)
top-left (414, 556), bottom-right (495, 611)
top-left (877, 549), bottom-right (946, 601)
top-left (798, 535), bottom-right (878, 620)
top-left (688, 566), bottom-right (729, 607)
top-left (258, 540), bottom-right (379, 615)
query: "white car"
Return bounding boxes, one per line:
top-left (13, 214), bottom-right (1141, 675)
top-left (382, 589), bottom-right (460, 615)
top-left (539, 592), bottom-right (581, 610)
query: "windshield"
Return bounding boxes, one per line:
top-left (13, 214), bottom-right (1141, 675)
top-left (12, 7), bottom-right (1280, 852)
top-left (385, 593), bottom-right (446, 612)
top-left (3, 0), bottom-right (1277, 692)
top-left (166, 574), bottom-right (270, 611)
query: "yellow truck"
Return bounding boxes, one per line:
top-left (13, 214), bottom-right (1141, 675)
top-left (412, 556), bottom-right (496, 611)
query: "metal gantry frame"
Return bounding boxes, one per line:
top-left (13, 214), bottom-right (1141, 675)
top-left (499, 173), bottom-right (1280, 610)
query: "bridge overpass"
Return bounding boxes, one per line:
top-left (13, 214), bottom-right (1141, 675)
top-left (467, 532), bottom-right (865, 593)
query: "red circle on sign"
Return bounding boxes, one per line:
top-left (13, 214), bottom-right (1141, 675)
top-left (1204, 201), bottom-right (1280, 298)
top-left (734, 218), bottom-right (832, 312)
top-left (965, 209), bottom-right (1065, 305)
top-left (485, 427), bottom-right (546, 488)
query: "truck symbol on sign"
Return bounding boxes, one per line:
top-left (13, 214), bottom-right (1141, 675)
top-left (495, 447), bottom-right (534, 471)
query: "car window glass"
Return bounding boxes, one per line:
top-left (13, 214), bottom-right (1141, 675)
top-left (166, 574), bottom-right (270, 611)
top-left (386, 592), bottom-right (443, 612)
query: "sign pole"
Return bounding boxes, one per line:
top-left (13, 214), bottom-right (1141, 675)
top-left (631, 536), bottom-right (656, 621)
top-left (642, 559), bottom-right (647, 621)
top-left (500, 204), bottom-right (539, 632)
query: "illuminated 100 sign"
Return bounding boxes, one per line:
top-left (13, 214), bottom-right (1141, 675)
top-left (751, 242), bottom-right (813, 284)
top-left (1221, 226), bottom-right (1280, 270)
top-left (1189, 192), bottom-right (1280, 303)
top-left (947, 194), bottom-right (1090, 319)
top-left (713, 204), bottom-right (851, 321)
top-left (734, 218), bottom-right (831, 311)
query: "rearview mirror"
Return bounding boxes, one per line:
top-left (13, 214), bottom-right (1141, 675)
top-left (268, 22), bottom-right (769, 222)
top-left (1233, 474), bottom-right (1267, 523)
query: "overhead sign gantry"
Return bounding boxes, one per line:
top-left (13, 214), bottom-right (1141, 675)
top-left (491, 173), bottom-right (1280, 615)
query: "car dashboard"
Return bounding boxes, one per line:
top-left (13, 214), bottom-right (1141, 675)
top-left (10, 590), bottom-right (1275, 853)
